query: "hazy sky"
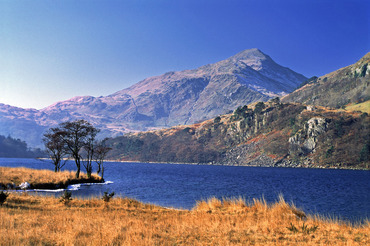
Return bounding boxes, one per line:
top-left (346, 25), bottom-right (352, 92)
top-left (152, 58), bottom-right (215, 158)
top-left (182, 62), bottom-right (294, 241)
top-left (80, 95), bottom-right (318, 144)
top-left (1, 0), bottom-right (369, 109)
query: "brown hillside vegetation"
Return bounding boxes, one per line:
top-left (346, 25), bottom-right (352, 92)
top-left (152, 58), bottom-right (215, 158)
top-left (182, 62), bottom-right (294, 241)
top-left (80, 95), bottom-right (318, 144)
top-left (107, 101), bottom-right (370, 169)
top-left (283, 52), bottom-right (369, 109)
top-left (1, 192), bottom-right (369, 245)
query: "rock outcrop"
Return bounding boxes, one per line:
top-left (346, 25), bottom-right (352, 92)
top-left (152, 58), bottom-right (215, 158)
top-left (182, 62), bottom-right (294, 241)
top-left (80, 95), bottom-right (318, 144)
top-left (289, 117), bottom-right (329, 155)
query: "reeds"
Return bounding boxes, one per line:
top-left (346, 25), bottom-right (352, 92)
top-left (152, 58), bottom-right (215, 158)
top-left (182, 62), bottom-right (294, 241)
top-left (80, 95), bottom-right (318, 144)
top-left (1, 193), bottom-right (368, 245)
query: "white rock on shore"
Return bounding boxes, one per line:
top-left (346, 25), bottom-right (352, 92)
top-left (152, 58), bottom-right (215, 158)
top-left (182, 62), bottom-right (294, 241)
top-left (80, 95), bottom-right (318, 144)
top-left (19, 182), bottom-right (30, 189)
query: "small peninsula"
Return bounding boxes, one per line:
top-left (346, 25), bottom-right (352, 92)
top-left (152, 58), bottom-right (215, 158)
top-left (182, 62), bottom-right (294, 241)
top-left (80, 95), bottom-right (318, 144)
top-left (0, 167), bottom-right (103, 190)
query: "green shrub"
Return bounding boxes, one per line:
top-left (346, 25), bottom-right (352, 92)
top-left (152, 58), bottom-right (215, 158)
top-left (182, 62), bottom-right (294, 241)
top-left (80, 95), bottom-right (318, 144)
top-left (359, 143), bottom-right (370, 162)
top-left (287, 222), bottom-right (318, 234)
top-left (102, 191), bottom-right (115, 202)
top-left (254, 102), bottom-right (265, 114)
top-left (334, 118), bottom-right (344, 137)
top-left (326, 146), bottom-right (334, 158)
top-left (360, 63), bottom-right (368, 77)
top-left (214, 116), bottom-right (221, 124)
top-left (59, 190), bottom-right (72, 205)
top-left (0, 191), bottom-right (9, 206)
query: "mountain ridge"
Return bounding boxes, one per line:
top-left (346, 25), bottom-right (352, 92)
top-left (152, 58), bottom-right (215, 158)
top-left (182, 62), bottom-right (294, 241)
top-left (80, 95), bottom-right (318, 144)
top-left (282, 52), bottom-right (369, 107)
top-left (1, 48), bottom-right (307, 147)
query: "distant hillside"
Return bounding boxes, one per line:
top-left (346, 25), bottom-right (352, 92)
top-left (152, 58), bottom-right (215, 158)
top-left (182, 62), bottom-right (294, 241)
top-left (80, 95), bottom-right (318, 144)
top-left (0, 104), bottom-right (48, 148)
top-left (106, 100), bottom-right (369, 169)
top-left (0, 48), bottom-right (306, 147)
top-left (0, 135), bottom-right (45, 158)
top-left (283, 53), bottom-right (369, 108)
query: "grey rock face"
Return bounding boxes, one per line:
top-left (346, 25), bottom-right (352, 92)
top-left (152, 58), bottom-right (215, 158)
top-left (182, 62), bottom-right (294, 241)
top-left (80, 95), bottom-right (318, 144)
top-left (306, 117), bottom-right (328, 133)
top-left (217, 143), bottom-right (277, 167)
top-left (289, 117), bottom-right (329, 154)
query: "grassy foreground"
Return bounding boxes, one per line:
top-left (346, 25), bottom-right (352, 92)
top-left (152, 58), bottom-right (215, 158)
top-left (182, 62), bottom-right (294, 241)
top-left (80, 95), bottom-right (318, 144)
top-left (0, 193), bottom-right (368, 245)
top-left (0, 167), bottom-right (369, 245)
top-left (0, 167), bottom-right (103, 189)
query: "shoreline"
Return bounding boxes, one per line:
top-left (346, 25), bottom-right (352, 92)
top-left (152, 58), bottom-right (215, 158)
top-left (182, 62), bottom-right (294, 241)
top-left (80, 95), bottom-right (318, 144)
top-left (1, 157), bottom-right (368, 171)
top-left (0, 178), bottom-right (104, 191)
top-left (103, 159), bottom-right (370, 171)
top-left (1, 177), bottom-right (104, 191)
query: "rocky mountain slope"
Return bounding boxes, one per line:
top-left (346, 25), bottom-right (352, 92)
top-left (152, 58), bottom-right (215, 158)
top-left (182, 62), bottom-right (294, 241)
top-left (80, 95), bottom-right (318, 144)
top-left (0, 49), bottom-right (306, 147)
top-left (109, 48), bottom-right (306, 126)
top-left (283, 52), bottom-right (369, 108)
top-left (106, 100), bottom-right (369, 169)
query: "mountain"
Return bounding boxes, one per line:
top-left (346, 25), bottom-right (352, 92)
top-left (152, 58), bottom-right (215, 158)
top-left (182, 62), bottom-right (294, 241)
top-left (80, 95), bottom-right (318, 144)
top-left (109, 48), bottom-right (306, 126)
top-left (282, 53), bottom-right (369, 108)
top-left (105, 100), bottom-right (369, 169)
top-left (0, 48), bottom-right (306, 147)
top-left (0, 104), bottom-right (48, 148)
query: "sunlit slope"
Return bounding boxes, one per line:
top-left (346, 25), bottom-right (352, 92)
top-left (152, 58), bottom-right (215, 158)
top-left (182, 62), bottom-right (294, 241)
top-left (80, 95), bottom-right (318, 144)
top-left (283, 53), bottom-right (369, 109)
top-left (106, 100), bottom-right (369, 169)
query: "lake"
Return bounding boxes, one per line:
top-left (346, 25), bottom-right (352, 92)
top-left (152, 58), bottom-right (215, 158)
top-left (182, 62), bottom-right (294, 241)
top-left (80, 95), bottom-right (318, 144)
top-left (1, 158), bottom-right (369, 224)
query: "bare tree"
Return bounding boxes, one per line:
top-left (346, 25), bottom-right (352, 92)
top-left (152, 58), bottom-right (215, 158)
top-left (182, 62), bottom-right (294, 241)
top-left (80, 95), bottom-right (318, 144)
top-left (59, 120), bottom-right (98, 178)
top-left (43, 127), bottom-right (66, 172)
top-left (94, 139), bottom-right (111, 179)
top-left (81, 127), bottom-right (100, 178)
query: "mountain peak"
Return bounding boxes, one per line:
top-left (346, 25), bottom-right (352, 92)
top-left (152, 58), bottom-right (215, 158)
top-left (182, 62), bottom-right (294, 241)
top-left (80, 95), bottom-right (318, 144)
top-left (231, 48), bottom-right (269, 61)
top-left (0, 48), bottom-right (307, 148)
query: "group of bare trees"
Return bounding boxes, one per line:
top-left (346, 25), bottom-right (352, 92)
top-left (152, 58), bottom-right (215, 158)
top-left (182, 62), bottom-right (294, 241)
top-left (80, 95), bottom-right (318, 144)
top-left (43, 120), bottom-right (111, 179)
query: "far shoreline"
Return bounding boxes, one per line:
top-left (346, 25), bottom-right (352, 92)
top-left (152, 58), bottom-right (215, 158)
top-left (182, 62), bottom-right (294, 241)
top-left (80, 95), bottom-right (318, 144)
top-left (102, 159), bottom-right (370, 171)
top-left (1, 156), bottom-right (369, 171)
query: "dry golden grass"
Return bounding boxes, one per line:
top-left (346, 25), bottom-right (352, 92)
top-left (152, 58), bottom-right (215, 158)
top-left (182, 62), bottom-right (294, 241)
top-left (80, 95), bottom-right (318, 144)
top-left (345, 101), bottom-right (370, 114)
top-left (0, 167), bottom-right (102, 188)
top-left (0, 193), bottom-right (368, 245)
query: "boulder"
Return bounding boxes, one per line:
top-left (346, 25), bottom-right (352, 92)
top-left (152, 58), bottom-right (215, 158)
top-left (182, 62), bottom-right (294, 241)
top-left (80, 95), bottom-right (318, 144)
top-left (19, 182), bottom-right (30, 190)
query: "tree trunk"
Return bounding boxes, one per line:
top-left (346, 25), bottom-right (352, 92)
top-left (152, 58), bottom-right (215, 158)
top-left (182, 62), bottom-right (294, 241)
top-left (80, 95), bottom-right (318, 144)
top-left (97, 164), bottom-right (101, 175)
top-left (76, 166), bottom-right (80, 178)
top-left (75, 157), bottom-right (81, 178)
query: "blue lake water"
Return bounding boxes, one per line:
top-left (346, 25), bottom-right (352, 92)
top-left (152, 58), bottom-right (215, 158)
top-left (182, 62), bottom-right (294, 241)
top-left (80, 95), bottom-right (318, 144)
top-left (1, 158), bottom-right (369, 224)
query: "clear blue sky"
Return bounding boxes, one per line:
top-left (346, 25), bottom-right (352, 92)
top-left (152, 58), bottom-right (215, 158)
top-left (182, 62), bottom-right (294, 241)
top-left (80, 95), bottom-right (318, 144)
top-left (1, 0), bottom-right (369, 109)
